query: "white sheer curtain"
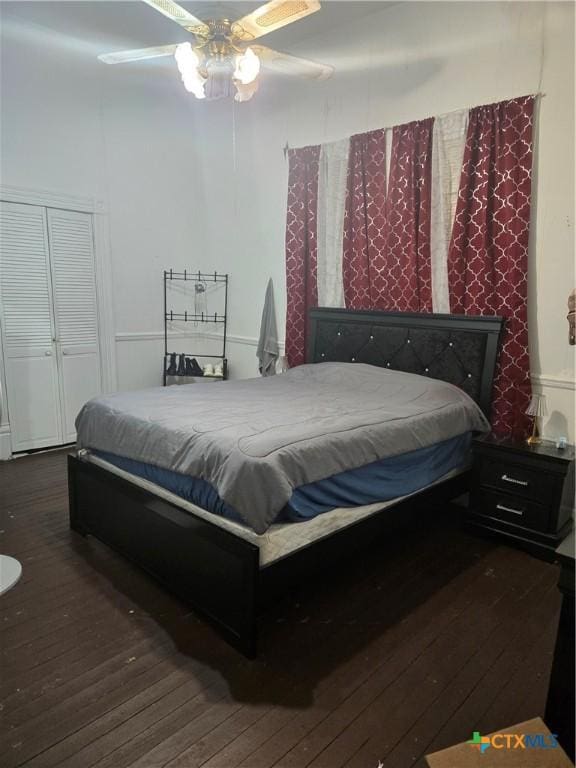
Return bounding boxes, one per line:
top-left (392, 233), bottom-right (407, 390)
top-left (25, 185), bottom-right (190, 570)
top-left (317, 138), bottom-right (350, 307)
top-left (430, 110), bottom-right (468, 313)
top-left (314, 115), bottom-right (468, 313)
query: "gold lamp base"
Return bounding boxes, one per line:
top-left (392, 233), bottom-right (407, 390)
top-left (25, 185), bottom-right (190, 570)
top-left (526, 417), bottom-right (542, 445)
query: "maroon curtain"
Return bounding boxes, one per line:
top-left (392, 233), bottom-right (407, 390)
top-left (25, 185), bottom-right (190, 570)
top-left (383, 118), bottom-right (434, 311)
top-left (342, 128), bottom-right (387, 308)
top-left (448, 95), bottom-right (534, 435)
top-left (342, 119), bottom-right (433, 311)
top-left (285, 145), bottom-right (320, 368)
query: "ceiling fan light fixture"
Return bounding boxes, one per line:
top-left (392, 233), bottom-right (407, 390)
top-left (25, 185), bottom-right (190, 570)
top-left (100, 0), bottom-right (332, 103)
top-left (234, 79), bottom-right (259, 102)
top-left (174, 42), bottom-right (206, 99)
top-left (233, 47), bottom-right (261, 85)
top-left (204, 61), bottom-right (235, 101)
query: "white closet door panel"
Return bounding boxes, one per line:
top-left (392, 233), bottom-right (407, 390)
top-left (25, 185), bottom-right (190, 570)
top-left (47, 208), bottom-right (101, 442)
top-left (47, 209), bottom-right (99, 346)
top-left (0, 203), bottom-right (55, 352)
top-left (0, 201), bottom-right (62, 450)
top-left (60, 353), bottom-right (101, 441)
top-left (5, 355), bottom-right (61, 451)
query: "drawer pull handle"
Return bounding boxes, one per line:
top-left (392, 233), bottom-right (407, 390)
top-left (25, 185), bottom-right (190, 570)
top-left (501, 474), bottom-right (528, 487)
top-left (496, 503), bottom-right (524, 516)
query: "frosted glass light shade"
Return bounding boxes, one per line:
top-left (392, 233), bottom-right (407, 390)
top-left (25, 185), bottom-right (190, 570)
top-left (175, 43), bottom-right (260, 100)
top-left (234, 47), bottom-right (261, 85)
top-left (525, 393), bottom-right (547, 418)
top-left (174, 42), bottom-right (206, 99)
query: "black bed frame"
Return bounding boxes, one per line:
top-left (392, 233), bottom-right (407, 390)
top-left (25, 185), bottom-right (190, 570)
top-left (68, 309), bottom-right (504, 656)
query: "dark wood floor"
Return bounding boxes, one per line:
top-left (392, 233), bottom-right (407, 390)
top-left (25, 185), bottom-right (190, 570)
top-left (0, 449), bottom-right (562, 768)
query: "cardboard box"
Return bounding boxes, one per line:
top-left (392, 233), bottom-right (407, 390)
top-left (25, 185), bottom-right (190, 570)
top-left (426, 717), bottom-right (573, 767)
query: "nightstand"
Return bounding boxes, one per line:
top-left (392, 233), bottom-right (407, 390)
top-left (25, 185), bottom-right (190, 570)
top-left (545, 530), bottom-right (575, 760)
top-left (468, 434), bottom-right (574, 560)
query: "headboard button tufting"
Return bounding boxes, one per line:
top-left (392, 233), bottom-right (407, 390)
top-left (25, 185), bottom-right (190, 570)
top-left (307, 308), bottom-right (504, 420)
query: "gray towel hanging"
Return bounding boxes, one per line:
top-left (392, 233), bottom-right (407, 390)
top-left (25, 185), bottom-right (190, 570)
top-left (256, 278), bottom-right (279, 376)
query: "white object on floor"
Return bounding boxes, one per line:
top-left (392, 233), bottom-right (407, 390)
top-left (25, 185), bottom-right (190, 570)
top-left (0, 555), bottom-right (22, 596)
top-left (214, 364), bottom-right (223, 377)
top-left (203, 363), bottom-right (214, 376)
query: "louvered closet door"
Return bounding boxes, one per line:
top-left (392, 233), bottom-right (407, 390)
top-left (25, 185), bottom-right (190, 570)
top-left (47, 209), bottom-right (102, 443)
top-left (0, 202), bottom-right (62, 450)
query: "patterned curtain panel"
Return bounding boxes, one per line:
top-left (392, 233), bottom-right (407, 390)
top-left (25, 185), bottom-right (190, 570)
top-left (284, 95), bottom-right (534, 435)
top-left (342, 120), bottom-right (433, 312)
top-left (381, 118), bottom-right (434, 312)
top-left (285, 145), bottom-right (321, 368)
top-left (448, 96), bottom-right (534, 435)
top-left (342, 128), bottom-right (387, 309)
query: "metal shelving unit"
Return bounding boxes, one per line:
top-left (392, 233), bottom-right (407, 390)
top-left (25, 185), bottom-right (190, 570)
top-left (163, 269), bottom-right (228, 386)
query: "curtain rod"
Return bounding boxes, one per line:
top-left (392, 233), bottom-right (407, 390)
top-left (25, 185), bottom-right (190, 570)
top-left (282, 92), bottom-right (545, 157)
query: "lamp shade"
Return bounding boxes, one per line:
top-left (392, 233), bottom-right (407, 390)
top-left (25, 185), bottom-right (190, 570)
top-left (525, 393), bottom-right (547, 417)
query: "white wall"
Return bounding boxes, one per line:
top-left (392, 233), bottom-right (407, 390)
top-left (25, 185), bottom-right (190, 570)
top-left (214, 0), bottom-right (576, 440)
top-left (0, 11), bottom-right (241, 454)
top-left (1, 1), bottom-right (574, 452)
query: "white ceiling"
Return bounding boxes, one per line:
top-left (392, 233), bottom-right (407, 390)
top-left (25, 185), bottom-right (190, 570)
top-left (1, 1), bottom-right (397, 59)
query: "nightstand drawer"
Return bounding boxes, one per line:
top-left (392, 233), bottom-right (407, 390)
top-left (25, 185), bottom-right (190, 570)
top-left (478, 456), bottom-right (556, 504)
top-left (472, 489), bottom-right (550, 532)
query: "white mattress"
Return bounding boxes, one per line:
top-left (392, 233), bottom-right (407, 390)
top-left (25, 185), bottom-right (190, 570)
top-left (81, 450), bottom-right (465, 567)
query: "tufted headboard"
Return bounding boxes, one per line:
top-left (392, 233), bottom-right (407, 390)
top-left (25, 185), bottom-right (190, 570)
top-left (307, 308), bottom-right (504, 420)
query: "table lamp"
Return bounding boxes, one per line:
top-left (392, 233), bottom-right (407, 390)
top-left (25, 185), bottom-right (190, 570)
top-left (525, 393), bottom-right (547, 445)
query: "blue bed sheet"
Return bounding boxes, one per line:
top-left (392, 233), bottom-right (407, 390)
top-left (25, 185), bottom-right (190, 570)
top-left (94, 432), bottom-right (471, 528)
top-left (286, 432), bottom-right (471, 520)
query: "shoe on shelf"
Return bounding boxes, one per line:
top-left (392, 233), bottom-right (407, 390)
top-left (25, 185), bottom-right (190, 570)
top-left (189, 358), bottom-right (204, 376)
top-left (203, 363), bottom-right (214, 376)
top-left (184, 357), bottom-right (196, 376)
top-left (176, 353), bottom-right (186, 376)
top-left (166, 353), bottom-right (177, 376)
top-left (214, 364), bottom-right (224, 377)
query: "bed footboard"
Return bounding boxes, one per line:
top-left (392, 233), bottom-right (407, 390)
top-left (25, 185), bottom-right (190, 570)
top-left (68, 453), bottom-right (260, 657)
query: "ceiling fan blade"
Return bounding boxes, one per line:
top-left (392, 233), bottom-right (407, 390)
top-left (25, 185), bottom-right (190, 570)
top-left (98, 45), bottom-right (178, 64)
top-left (252, 45), bottom-right (333, 80)
top-left (140, 0), bottom-right (209, 36)
top-left (231, 1), bottom-right (321, 41)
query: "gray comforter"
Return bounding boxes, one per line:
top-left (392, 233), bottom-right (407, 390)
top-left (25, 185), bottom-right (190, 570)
top-left (76, 363), bottom-right (489, 533)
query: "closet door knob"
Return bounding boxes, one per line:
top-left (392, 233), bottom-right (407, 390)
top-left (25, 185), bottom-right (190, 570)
top-left (45, 350), bottom-right (52, 356)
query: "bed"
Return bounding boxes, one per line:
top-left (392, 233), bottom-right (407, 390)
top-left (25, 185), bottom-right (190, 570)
top-left (68, 308), bottom-right (504, 656)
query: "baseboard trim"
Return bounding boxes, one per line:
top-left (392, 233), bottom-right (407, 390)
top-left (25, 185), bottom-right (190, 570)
top-left (115, 331), bottom-right (286, 354)
top-left (114, 335), bottom-right (568, 378)
top-left (531, 374), bottom-right (575, 391)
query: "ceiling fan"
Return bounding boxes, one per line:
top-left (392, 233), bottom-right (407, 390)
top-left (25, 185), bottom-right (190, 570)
top-left (98, 0), bottom-right (333, 102)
